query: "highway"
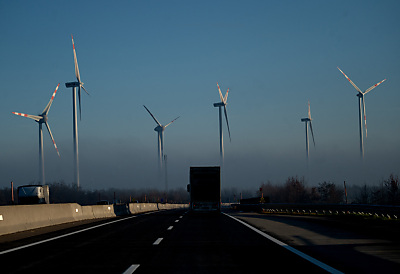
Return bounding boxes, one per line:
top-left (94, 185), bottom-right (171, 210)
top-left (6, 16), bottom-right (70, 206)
top-left (1, 208), bottom-right (399, 273)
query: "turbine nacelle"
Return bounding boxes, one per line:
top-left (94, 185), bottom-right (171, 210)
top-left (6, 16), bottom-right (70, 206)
top-left (39, 115), bottom-right (48, 124)
top-left (213, 102), bottom-right (226, 107)
top-left (154, 125), bottom-right (165, 132)
top-left (65, 82), bottom-right (80, 88)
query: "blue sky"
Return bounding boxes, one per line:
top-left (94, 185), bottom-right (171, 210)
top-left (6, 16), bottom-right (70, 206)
top-left (0, 0), bottom-right (399, 191)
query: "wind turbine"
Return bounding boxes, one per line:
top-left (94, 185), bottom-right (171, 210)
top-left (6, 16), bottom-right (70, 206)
top-left (301, 100), bottom-right (315, 160)
top-left (143, 105), bottom-right (179, 172)
top-left (213, 82), bottom-right (231, 164)
top-left (12, 83), bottom-right (61, 184)
top-left (65, 34), bottom-right (89, 188)
top-left (337, 67), bottom-right (386, 158)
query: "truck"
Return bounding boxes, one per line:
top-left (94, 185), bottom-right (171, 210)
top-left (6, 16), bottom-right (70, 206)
top-left (18, 185), bottom-right (49, 204)
top-left (187, 166), bottom-right (221, 212)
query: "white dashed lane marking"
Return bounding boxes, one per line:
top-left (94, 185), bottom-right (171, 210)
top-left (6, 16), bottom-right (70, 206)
top-left (122, 264), bottom-right (140, 273)
top-left (153, 238), bottom-right (163, 245)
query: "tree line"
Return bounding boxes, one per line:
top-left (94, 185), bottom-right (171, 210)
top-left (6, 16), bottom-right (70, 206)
top-left (257, 174), bottom-right (399, 205)
top-left (0, 174), bottom-right (398, 206)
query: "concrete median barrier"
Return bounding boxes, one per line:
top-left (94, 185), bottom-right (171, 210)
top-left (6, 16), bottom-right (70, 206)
top-left (0, 204), bottom-right (82, 235)
top-left (0, 203), bottom-right (188, 236)
top-left (90, 204), bottom-right (115, 219)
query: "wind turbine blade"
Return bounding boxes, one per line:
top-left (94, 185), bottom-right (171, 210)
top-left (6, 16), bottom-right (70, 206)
top-left (165, 116), bottom-right (180, 128)
top-left (308, 100), bottom-right (311, 119)
top-left (42, 83), bottom-right (60, 115)
top-left (337, 67), bottom-right (363, 94)
top-left (364, 79), bottom-right (386, 95)
top-left (160, 131), bottom-right (164, 159)
top-left (72, 34), bottom-right (81, 83)
top-left (217, 82), bottom-right (224, 102)
top-left (78, 86), bottom-right (82, 120)
top-left (81, 84), bottom-right (90, 95)
top-left (362, 96), bottom-right (367, 138)
top-left (309, 121), bottom-right (315, 147)
top-left (45, 122), bottom-right (60, 157)
top-left (224, 88), bottom-right (229, 103)
top-left (223, 105), bottom-right (231, 142)
top-left (143, 105), bottom-right (162, 126)
top-left (12, 112), bottom-right (41, 122)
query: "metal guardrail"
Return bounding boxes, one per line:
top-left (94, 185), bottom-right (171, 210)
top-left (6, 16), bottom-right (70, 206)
top-left (232, 203), bottom-right (400, 219)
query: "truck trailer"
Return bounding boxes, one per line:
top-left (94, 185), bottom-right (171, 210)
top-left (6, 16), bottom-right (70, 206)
top-left (18, 185), bottom-right (49, 204)
top-left (188, 166), bottom-right (221, 212)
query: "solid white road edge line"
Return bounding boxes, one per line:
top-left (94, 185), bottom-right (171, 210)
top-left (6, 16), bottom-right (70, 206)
top-left (122, 264), bottom-right (140, 274)
top-left (223, 213), bottom-right (343, 274)
top-left (153, 238), bottom-right (163, 245)
top-left (0, 211), bottom-right (159, 255)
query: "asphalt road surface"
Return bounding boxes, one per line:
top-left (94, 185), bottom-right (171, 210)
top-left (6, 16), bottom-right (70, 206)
top-left (230, 211), bottom-right (400, 274)
top-left (1, 208), bottom-right (399, 273)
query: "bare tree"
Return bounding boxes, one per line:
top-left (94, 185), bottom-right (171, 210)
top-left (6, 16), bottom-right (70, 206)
top-left (284, 176), bottom-right (308, 203)
top-left (384, 174), bottom-right (399, 205)
top-left (317, 182), bottom-right (344, 204)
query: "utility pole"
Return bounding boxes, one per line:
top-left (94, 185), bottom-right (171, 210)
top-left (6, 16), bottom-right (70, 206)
top-left (11, 181), bottom-right (14, 204)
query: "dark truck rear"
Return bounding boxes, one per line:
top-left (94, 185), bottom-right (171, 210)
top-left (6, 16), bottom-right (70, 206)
top-left (188, 166), bottom-right (221, 212)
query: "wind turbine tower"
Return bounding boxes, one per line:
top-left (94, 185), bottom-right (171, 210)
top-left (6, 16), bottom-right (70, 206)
top-left (65, 35), bottom-right (89, 188)
top-left (143, 105), bottom-right (179, 173)
top-left (300, 101), bottom-right (315, 160)
top-left (213, 82), bottom-right (231, 165)
top-left (337, 67), bottom-right (386, 159)
top-left (12, 84), bottom-right (61, 184)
